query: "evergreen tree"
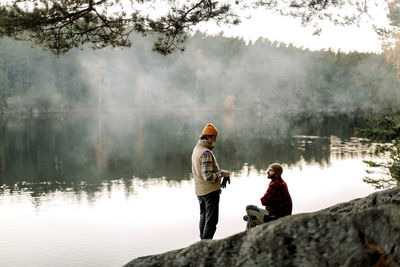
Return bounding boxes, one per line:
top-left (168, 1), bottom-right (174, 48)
top-left (0, 0), bottom-right (371, 55)
top-left (356, 113), bottom-right (400, 188)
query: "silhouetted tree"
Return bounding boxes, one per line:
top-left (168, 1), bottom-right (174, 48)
top-left (0, 0), bottom-right (372, 54)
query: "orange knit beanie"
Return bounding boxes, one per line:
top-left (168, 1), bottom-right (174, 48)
top-left (201, 123), bottom-right (219, 136)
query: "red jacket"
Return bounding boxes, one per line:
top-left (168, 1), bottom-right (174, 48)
top-left (261, 176), bottom-right (292, 218)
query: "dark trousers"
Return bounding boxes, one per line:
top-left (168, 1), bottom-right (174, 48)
top-left (197, 190), bottom-right (220, 239)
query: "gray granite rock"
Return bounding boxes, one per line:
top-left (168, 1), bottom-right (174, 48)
top-left (321, 187), bottom-right (400, 213)
top-left (124, 188), bottom-right (400, 267)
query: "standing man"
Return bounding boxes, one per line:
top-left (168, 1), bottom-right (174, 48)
top-left (192, 123), bottom-right (231, 240)
top-left (244, 163), bottom-right (292, 229)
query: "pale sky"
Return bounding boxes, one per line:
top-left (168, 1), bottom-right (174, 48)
top-left (199, 2), bottom-right (391, 53)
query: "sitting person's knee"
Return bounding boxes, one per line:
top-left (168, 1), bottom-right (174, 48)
top-left (246, 205), bottom-right (258, 212)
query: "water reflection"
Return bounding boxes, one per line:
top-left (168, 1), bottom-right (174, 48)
top-left (0, 158), bottom-right (378, 267)
top-left (0, 113), bottom-right (371, 204)
top-left (0, 113), bottom-right (379, 266)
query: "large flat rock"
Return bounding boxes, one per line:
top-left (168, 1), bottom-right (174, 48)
top-left (322, 187), bottom-right (400, 213)
top-left (124, 187), bottom-right (400, 267)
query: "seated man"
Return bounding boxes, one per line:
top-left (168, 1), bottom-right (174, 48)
top-left (244, 163), bottom-right (292, 229)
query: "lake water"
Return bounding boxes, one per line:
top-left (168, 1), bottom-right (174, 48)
top-left (0, 113), bottom-right (382, 266)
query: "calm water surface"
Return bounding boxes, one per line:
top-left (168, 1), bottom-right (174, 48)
top-left (0, 113), bottom-right (380, 266)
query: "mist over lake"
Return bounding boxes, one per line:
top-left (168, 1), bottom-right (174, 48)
top-left (0, 112), bottom-right (380, 266)
top-left (0, 33), bottom-right (396, 266)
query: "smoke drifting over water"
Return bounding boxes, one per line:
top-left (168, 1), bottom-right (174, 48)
top-left (0, 32), bottom-right (398, 197)
top-left (0, 34), bottom-right (394, 267)
top-left (78, 32), bottom-right (400, 118)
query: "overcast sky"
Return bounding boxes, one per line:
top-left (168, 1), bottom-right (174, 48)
top-left (199, 2), bottom-right (390, 53)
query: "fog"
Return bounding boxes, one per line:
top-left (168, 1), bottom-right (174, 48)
top-left (72, 32), bottom-right (400, 158)
top-left (0, 29), bottom-right (396, 267)
top-left (0, 32), bottom-right (399, 197)
top-left (78, 32), bottom-right (400, 117)
top-left (1, 32), bottom-right (399, 120)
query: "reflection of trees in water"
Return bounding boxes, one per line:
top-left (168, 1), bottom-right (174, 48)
top-left (0, 113), bottom-right (372, 201)
top-left (1, 179), bottom-right (141, 210)
top-left (94, 116), bottom-right (107, 169)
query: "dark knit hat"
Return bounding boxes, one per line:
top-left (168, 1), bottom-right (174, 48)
top-left (269, 163), bottom-right (283, 177)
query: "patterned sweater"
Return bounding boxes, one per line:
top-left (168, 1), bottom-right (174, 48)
top-left (191, 140), bottom-right (224, 196)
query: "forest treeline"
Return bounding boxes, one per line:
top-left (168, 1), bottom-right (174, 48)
top-left (0, 38), bottom-right (90, 113)
top-left (0, 32), bottom-right (400, 116)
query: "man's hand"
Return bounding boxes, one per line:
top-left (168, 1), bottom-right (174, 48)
top-left (223, 171), bottom-right (230, 177)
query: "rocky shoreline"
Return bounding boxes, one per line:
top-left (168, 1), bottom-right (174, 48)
top-left (124, 187), bottom-right (400, 267)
